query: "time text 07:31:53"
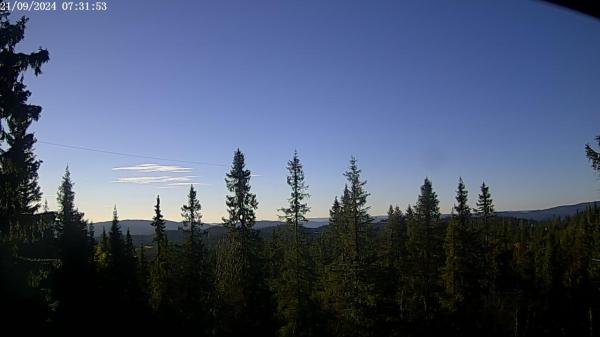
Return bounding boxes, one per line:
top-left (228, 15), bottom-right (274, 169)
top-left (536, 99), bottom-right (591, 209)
top-left (0, 1), bottom-right (108, 12)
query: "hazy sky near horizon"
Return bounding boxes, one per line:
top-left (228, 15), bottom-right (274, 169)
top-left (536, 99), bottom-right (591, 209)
top-left (15, 0), bottom-right (600, 222)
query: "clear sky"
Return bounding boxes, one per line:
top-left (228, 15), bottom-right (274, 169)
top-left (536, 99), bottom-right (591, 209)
top-left (14, 0), bottom-right (600, 222)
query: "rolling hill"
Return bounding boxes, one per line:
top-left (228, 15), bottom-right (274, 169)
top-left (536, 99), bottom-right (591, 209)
top-left (95, 201), bottom-right (600, 238)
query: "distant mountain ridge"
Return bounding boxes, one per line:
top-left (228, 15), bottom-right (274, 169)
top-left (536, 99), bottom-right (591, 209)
top-left (93, 201), bottom-right (599, 236)
top-left (92, 219), bottom-right (209, 236)
top-left (495, 201), bottom-right (599, 221)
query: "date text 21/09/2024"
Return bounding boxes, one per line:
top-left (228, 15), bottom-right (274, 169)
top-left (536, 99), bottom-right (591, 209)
top-left (0, 1), bottom-right (108, 12)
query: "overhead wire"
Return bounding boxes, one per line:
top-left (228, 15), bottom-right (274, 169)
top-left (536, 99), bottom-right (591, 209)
top-left (37, 140), bottom-right (226, 167)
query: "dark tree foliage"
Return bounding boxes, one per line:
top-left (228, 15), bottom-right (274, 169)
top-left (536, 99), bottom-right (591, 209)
top-left (107, 207), bottom-right (124, 273)
top-left (404, 178), bottom-right (444, 327)
top-left (0, 8), bottom-right (50, 329)
top-left (477, 182), bottom-right (495, 228)
top-left (217, 149), bottom-right (274, 337)
top-left (324, 157), bottom-right (377, 337)
top-left (272, 151), bottom-right (319, 337)
top-left (0, 9), bottom-right (48, 241)
top-left (441, 178), bottom-right (487, 335)
top-left (176, 185), bottom-right (214, 331)
top-left (223, 148), bottom-right (258, 230)
top-left (3, 158), bottom-right (600, 337)
top-left (377, 205), bottom-right (404, 335)
top-left (98, 207), bottom-right (147, 327)
top-left (586, 134), bottom-right (600, 173)
top-left (137, 243), bottom-right (148, 297)
top-left (0, 56), bottom-right (598, 337)
top-left (149, 195), bottom-right (173, 319)
top-left (53, 167), bottom-right (95, 326)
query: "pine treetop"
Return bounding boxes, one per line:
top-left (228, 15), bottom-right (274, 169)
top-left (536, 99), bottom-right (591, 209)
top-left (454, 178), bottom-right (471, 226)
top-left (181, 185), bottom-right (202, 232)
top-left (476, 182), bottom-right (495, 219)
top-left (151, 195), bottom-right (167, 244)
top-left (223, 149), bottom-right (258, 230)
top-left (279, 151), bottom-right (310, 228)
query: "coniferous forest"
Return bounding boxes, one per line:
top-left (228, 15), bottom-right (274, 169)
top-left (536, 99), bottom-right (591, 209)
top-left (2, 6), bottom-right (600, 337)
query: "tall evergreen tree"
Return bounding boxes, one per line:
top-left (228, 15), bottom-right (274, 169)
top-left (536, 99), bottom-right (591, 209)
top-left (125, 228), bottom-right (137, 272)
top-left (341, 158), bottom-right (372, 261)
top-left (95, 228), bottom-right (109, 272)
top-left (381, 205), bottom-right (404, 273)
top-left (274, 151), bottom-right (317, 337)
top-left (441, 178), bottom-right (485, 329)
top-left (103, 207), bottom-right (142, 320)
top-left (327, 157), bottom-right (376, 337)
top-left (149, 195), bottom-right (172, 318)
top-left (107, 206), bottom-right (124, 270)
top-left (476, 182), bottom-right (495, 231)
top-left (56, 167), bottom-right (87, 245)
top-left (0, 8), bottom-right (49, 241)
top-left (177, 185), bottom-right (213, 330)
top-left (54, 167), bottom-right (94, 326)
top-left (223, 148), bottom-right (258, 230)
top-left (378, 205), bottom-right (404, 334)
top-left (216, 149), bottom-right (273, 336)
top-left (476, 182), bottom-right (498, 301)
top-left (404, 178), bottom-right (443, 324)
top-left (320, 196), bottom-right (342, 266)
top-left (397, 204), bottom-right (415, 321)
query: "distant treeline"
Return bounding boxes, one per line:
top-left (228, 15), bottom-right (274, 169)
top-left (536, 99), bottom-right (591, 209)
top-left (2, 8), bottom-right (600, 337)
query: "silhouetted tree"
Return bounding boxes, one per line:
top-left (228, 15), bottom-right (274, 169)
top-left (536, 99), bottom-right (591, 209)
top-left (586, 134), bottom-right (600, 173)
top-left (404, 178), bottom-right (443, 327)
top-left (0, 8), bottom-right (49, 241)
top-left (273, 151), bottom-right (318, 337)
top-left (149, 195), bottom-right (173, 319)
top-left (54, 167), bottom-right (94, 326)
top-left (216, 149), bottom-right (273, 336)
top-left (176, 185), bottom-right (214, 330)
top-left (326, 157), bottom-right (376, 337)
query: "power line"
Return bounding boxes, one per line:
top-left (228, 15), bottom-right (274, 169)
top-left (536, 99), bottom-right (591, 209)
top-left (37, 140), bottom-right (226, 167)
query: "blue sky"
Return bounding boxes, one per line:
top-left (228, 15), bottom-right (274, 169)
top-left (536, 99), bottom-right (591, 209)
top-left (15, 0), bottom-right (600, 222)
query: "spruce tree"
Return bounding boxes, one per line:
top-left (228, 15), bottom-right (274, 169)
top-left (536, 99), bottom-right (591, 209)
top-left (314, 196), bottom-right (342, 311)
top-left (125, 228), bottom-right (137, 273)
top-left (222, 148), bottom-right (258, 230)
top-left (149, 195), bottom-right (172, 318)
top-left (476, 182), bottom-right (498, 301)
top-left (341, 157), bottom-right (372, 261)
top-left (397, 204), bottom-right (415, 321)
top-left (216, 149), bottom-right (273, 336)
top-left (95, 228), bottom-right (109, 271)
top-left (378, 205), bottom-right (404, 333)
top-left (404, 178), bottom-right (443, 323)
top-left (328, 157), bottom-right (376, 337)
top-left (54, 167), bottom-right (94, 325)
top-left (56, 167), bottom-right (87, 248)
top-left (274, 151), bottom-right (316, 337)
top-left (107, 206), bottom-right (124, 271)
top-left (178, 185), bottom-right (213, 329)
top-left (0, 8), bottom-right (49, 240)
top-left (476, 182), bottom-right (495, 230)
top-left (381, 205), bottom-right (403, 273)
top-left (441, 178), bottom-right (484, 323)
top-left (320, 196), bottom-right (342, 266)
